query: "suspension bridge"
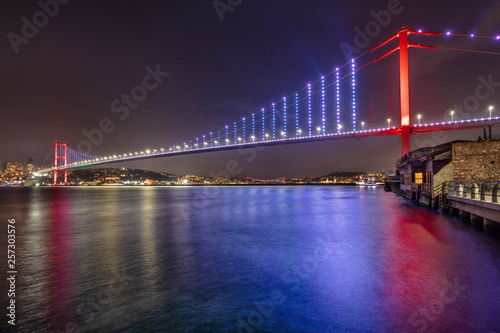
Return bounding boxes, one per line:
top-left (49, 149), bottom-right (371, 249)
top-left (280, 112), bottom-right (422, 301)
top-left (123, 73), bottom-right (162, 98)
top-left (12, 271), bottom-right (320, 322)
top-left (40, 27), bottom-right (500, 185)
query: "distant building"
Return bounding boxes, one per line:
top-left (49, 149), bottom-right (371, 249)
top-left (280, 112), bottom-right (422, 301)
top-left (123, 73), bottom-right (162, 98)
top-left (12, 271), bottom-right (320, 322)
top-left (23, 158), bottom-right (34, 173)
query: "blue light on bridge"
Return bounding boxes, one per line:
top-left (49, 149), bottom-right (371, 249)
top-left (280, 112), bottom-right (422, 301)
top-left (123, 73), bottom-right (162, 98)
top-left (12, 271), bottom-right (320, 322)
top-left (196, 137), bottom-right (199, 149)
top-left (272, 103), bottom-right (276, 139)
top-left (352, 59), bottom-right (356, 131)
top-left (203, 135), bottom-right (206, 148)
top-left (218, 131), bottom-right (221, 146)
top-left (283, 97), bottom-right (287, 138)
top-left (321, 76), bottom-right (326, 135)
top-left (234, 122), bottom-right (237, 144)
top-left (252, 113), bottom-right (255, 140)
top-left (295, 93), bottom-right (299, 136)
top-left (262, 109), bottom-right (265, 141)
top-left (210, 132), bottom-right (213, 147)
top-left (225, 125), bottom-right (229, 145)
top-left (336, 67), bottom-right (340, 133)
top-left (308, 83), bottom-right (312, 137)
top-left (242, 118), bottom-right (246, 143)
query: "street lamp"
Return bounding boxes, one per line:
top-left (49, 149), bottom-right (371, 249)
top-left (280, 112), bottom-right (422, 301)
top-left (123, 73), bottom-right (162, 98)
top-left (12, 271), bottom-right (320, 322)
top-left (298, 129), bottom-right (302, 137)
top-left (489, 105), bottom-right (494, 118)
top-left (265, 133), bottom-right (269, 140)
top-left (281, 131), bottom-right (285, 138)
top-left (316, 126), bottom-right (321, 135)
top-left (361, 121), bottom-right (365, 131)
top-left (387, 118), bottom-right (391, 128)
top-left (251, 135), bottom-right (255, 142)
top-left (451, 110), bottom-right (454, 122)
top-left (417, 114), bottom-right (421, 125)
top-left (238, 137), bottom-right (242, 143)
top-left (338, 124), bottom-right (342, 132)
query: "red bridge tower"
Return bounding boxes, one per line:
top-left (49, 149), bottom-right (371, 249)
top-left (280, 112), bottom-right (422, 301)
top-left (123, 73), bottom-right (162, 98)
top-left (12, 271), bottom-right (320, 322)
top-left (54, 141), bottom-right (68, 185)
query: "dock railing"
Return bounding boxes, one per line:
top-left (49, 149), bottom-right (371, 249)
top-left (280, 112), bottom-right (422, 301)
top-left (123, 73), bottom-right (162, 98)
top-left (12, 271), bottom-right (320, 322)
top-left (445, 181), bottom-right (500, 203)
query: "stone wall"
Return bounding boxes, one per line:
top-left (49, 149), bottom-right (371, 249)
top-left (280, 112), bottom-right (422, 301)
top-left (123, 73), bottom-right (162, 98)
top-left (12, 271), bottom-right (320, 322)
top-left (434, 162), bottom-right (453, 195)
top-left (452, 141), bottom-right (500, 181)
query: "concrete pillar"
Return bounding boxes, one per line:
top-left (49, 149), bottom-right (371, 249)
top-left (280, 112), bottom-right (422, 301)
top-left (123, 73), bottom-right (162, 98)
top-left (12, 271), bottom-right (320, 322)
top-left (484, 218), bottom-right (494, 227)
top-left (484, 218), bottom-right (500, 234)
top-left (470, 213), bottom-right (483, 228)
top-left (459, 210), bottom-right (470, 220)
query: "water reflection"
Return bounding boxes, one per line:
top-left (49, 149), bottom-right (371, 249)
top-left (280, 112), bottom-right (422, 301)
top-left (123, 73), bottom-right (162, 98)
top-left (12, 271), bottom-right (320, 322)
top-left (1, 186), bottom-right (499, 332)
top-left (47, 189), bottom-right (76, 332)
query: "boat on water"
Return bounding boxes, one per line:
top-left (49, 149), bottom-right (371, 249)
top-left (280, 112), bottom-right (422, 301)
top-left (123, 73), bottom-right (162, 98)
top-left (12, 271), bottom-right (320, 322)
top-left (356, 179), bottom-right (384, 187)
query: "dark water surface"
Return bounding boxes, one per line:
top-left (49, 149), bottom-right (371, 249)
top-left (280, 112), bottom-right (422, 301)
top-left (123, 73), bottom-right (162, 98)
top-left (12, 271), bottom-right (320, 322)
top-left (1, 186), bottom-right (500, 333)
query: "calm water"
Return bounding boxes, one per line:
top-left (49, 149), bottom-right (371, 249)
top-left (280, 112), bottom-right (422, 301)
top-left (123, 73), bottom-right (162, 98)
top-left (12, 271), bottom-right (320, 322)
top-left (1, 186), bottom-right (500, 333)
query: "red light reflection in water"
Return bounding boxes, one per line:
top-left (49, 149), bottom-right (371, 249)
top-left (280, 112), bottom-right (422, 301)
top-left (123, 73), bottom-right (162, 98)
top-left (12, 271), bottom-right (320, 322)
top-left (381, 207), bottom-right (453, 326)
top-left (47, 189), bottom-right (76, 332)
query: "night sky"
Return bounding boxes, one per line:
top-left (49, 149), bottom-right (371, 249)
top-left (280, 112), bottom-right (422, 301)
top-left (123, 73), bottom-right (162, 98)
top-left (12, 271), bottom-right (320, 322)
top-left (1, 0), bottom-right (500, 178)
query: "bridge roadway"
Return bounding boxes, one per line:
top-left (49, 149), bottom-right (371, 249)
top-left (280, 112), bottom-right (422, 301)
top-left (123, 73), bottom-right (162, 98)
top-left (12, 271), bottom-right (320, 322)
top-left (42, 117), bottom-right (500, 173)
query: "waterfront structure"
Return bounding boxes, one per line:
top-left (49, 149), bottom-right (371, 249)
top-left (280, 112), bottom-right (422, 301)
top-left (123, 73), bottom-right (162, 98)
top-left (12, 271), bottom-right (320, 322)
top-left (395, 139), bottom-right (500, 209)
top-left (396, 142), bottom-right (453, 207)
